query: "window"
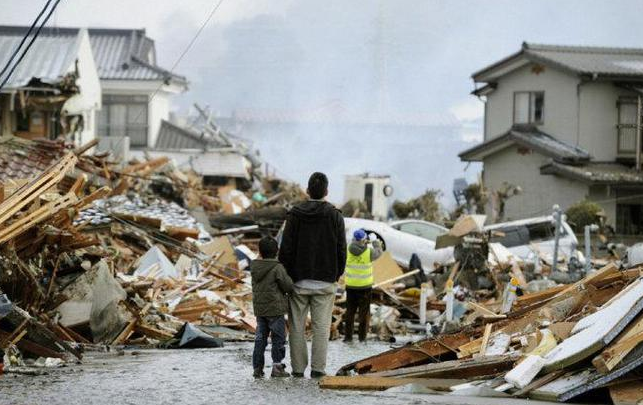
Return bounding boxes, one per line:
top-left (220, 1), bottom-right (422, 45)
top-left (513, 91), bottom-right (544, 125)
top-left (97, 95), bottom-right (149, 147)
top-left (617, 96), bottom-right (639, 154)
top-left (396, 222), bottom-right (445, 241)
top-left (617, 204), bottom-right (643, 235)
top-left (364, 183), bottom-right (373, 213)
top-left (489, 221), bottom-right (567, 248)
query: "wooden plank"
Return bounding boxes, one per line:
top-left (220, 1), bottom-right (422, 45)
top-left (370, 354), bottom-right (517, 379)
top-left (135, 323), bottom-right (174, 341)
top-left (112, 319), bottom-right (137, 345)
top-left (59, 324), bottom-right (91, 344)
top-left (343, 331), bottom-right (475, 374)
top-left (457, 338), bottom-right (482, 359)
top-left (0, 329), bottom-right (64, 359)
top-left (479, 323), bottom-right (493, 356)
top-left (319, 376), bottom-right (465, 391)
top-left (609, 381), bottom-right (643, 405)
top-left (373, 269), bottom-right (420, 289)
top-left (593, 313), bottom-right (643, 374)
top-left (0, 319), bottom-right (28, 348)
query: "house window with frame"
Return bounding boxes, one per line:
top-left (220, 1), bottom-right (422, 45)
top-left (97, 95), bottom-right (149, 147)
top-left (513, 91), bottom-right (544, 125)
top-left (617, 96), bottom-right (639, 154)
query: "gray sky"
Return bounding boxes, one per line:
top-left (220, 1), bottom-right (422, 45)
top-left (5, 0), bottom-right (643, 121)
top-left (2, 0), bottom-right (643, 202)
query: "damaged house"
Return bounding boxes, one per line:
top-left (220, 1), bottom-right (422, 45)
top-left (460, 42), bottom-right (643, 234)
top-left (0, 25), bottom-right (188, 156)
top-left (0, 27), bottom-right (101, 146)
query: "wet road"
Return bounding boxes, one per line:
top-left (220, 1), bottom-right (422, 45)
top-left (0, 341), bottom-right (567, 405)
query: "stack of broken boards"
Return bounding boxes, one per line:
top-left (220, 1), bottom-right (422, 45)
top-left (326, 263), bottom-right (643, 404)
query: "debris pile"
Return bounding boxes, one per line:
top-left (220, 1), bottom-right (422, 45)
top-left (0, 137), bottom-right (298, 374)
top-left (327, 260), bottom-right (643, 403)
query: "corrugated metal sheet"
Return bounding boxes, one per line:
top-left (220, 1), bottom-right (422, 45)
top-left (0, 30), bottom-right (80, 89)
top-left (155, 120), bottom-right (210, 150)
top-left (131, 149), bottom-right (251, 179)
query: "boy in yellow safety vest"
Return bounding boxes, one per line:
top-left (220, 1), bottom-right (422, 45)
top-left (343, 229), bottom-right (382, 342)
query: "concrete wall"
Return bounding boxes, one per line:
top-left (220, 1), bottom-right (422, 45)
top-left (483, 146), bottom-right (588, 221)
top-left (485, 63), bottom-right (579, 145)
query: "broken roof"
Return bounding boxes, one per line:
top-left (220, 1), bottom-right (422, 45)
top-left (473, 42), bottom-right (643, 83)
top-left (541, 160), bottom-right (643, 185)
top-left (0, 26), bottom-right (187, 87)
top-left (0, 28), bottom-right (84, 90)
top-left (155, 120), bottom-right (229, 150)
top-left (459, 125), bottom-right (591, 163)
top-left (132, 149), bottom-right (251, 180)
top-left (0, 136), bottom-right (69, 181)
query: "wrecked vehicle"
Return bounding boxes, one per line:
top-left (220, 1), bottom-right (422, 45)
top-left (346, 214), bottom-right (580, 273)
top-left (485, 215), bottom-right (579, 262)
top-left (344, 218), bottom-right (453, 269)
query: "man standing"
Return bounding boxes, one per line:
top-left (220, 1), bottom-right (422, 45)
top-left (343, 229), bottom-right (382, 342)
top-left (279, 172), bottom-right (346, 378)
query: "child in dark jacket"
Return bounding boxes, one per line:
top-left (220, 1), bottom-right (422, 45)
top-left (251, 236), bottom-right (294, 378)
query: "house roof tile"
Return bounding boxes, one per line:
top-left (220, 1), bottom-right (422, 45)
top-left (459, 125), bottom-right (590, 163)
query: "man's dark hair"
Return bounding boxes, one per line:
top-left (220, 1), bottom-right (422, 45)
top-left (307, 172), bottom-right (328, 200)
top-left (259, 236), bottom-right (279, 259)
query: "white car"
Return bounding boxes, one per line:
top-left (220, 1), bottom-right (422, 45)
top-left (344, 218), bottom-right (453, 269)
top-left (345, 215), bottom-right (580, 271)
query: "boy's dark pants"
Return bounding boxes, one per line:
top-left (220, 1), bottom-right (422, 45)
top-left (344, 288), bottom-right (372, 341)
top-left (252, 315), bottom-right (286, 370)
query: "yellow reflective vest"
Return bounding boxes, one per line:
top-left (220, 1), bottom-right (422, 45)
top-left (345, 248), bottom-right (374, 288)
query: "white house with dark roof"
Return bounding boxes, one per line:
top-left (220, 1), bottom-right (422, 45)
top-left (87, 28), bottom-right (187, 149)
top-left (0, 27), bottom-right (101, 145)
top-left (460, 42), bottom-right (643, 234)
top-left (0, 26), bottom-right (187, 150)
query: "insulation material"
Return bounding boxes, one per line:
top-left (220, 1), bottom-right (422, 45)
top-left (544, 279), bottom-right (643, 371)
top-left (133, 245), bottom-right (179, 280)
top-left (505, 355), bottom-right (546, 388)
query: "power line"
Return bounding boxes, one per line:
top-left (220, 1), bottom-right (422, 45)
top-left (0, 0), bottom-right (54, 81)
top-left (131, 0), bottom-right (226, 126)
top-left (0, 0), bottom-right (62, 92)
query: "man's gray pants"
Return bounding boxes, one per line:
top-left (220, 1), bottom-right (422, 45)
top-left (288, 284), bottom-right (336, 374)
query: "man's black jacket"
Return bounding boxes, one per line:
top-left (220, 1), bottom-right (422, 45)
top-left (278, 200), bottom-right (346, 283)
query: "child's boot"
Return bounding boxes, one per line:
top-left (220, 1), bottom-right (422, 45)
top-left (253, 367), bottom-right (264, 378)
top-left (271, 363), bottom-right (290, 377)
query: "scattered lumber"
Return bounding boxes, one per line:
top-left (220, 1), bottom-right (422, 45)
top-left (319, 376), bottom-right (465, 391)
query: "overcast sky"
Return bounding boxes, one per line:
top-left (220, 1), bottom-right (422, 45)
top-left (4, 0), bottom-right (643, 121)
top-left (3, 1), bottom-right (643, 201)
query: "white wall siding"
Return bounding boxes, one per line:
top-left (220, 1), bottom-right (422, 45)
top-left (148, 92), bottom-right (169, 148)
top-left (483, 146), bottom-right (588, 221)
top-left (579, 82), bottom-right (633, 161)
top-left (485, 64), bottom-right (579, 144)
top-left (61, 29), bottom-right (101, 146)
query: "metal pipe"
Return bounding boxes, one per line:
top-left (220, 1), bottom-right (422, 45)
top-left (552, 205), bottom-right (562, 273)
